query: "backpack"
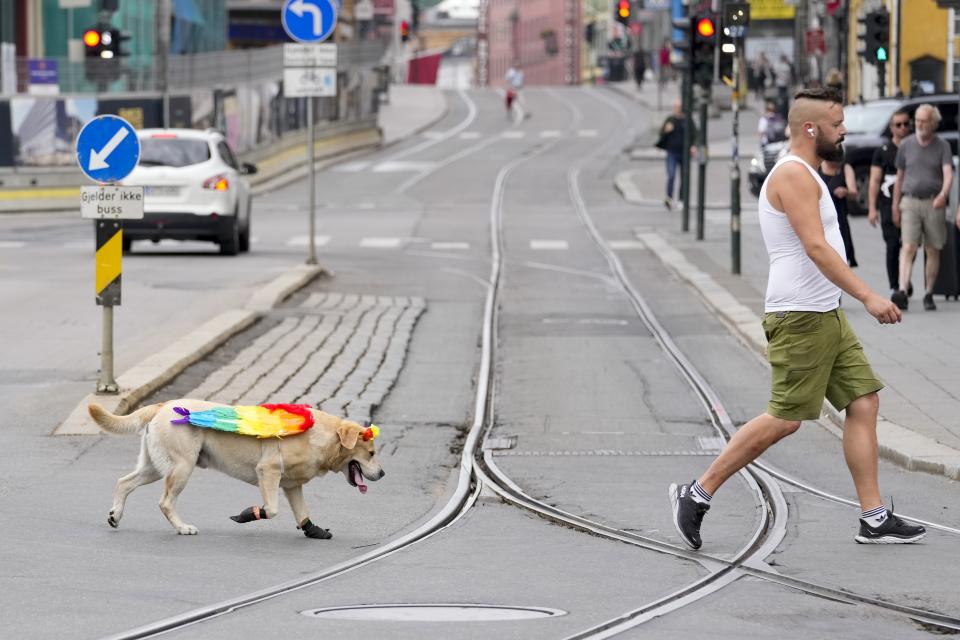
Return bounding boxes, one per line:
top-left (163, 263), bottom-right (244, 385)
top-left (764, 114), bottom-right (787, 144)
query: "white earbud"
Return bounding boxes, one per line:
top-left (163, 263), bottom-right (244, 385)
top-left (807, 127), bottom-right (815, 137)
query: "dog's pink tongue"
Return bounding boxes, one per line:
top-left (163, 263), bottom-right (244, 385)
top-left (352, 465), bottom-right (367, 494)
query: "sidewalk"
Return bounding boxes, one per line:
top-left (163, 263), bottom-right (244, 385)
top-left (0, 84), bottom-right (448, 214)
top-left (617, 176), bottom-right (960, 481)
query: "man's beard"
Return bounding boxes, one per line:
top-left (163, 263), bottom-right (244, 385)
top-left (816, 133), bottom-right (845, 162)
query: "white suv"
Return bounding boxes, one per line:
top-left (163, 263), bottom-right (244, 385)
top-left (121, 128), bottom-right (256, 255)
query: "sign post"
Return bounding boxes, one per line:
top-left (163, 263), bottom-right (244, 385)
top-left (76, 115), bottom-right (143, 394)
top-left (282, 0), bottom-right (339, 266)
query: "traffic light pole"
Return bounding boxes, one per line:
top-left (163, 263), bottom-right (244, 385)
top-left (730, 49), bottom-right (742, 274)
top-left (877, 61), bottom-right (887, 98)
top-left (696, 86), bottom-right (708, 241)
top-left (307, 97), bottom-right (317, 266)
top-left (680, 69), bottom-right (693, 233)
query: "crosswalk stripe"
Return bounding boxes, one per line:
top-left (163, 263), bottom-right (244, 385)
top-left (539, 130), bottom-right (562, 138)
top-left (286, 235), bottom-right (331, 247)
top-left (422, 131), bottom-right (444, 140)
top-left (372, 161), bottom-right (436, 173)
top-left (431, 241), bottom-right (470, 250)
top-left (360, 237), bottom-right (404, 248)
top-left (502, 131), bottom-right (525, 139)
top-left (608, 240), bottom-right (646, 250)
top-left (332, 161), bottom-right (371, 172)
top-left (0, 241), bottom-right (26, 248)
top-left (529, 239), bottom-right (568, 250)
top-left (459, 132), bottom-right (481, 139)
top-left (578, 129), bottom-right (598, 137)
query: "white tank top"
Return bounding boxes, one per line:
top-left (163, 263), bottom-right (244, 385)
top-left (758, 155), bottom-right (847, 312)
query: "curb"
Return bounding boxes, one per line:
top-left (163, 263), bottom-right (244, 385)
top-left (635, 230), bottom-right (960, 482)
top-left (54, 264), bottom-right (323, 436)
top-left (615, 170), bottom-right (731, 211)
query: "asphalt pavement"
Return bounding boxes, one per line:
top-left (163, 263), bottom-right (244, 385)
top-left (2, 82), bottom-right (958, 640)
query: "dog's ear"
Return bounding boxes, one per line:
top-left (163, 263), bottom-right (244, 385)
top-left (336, 423), bottom-right (361, 450)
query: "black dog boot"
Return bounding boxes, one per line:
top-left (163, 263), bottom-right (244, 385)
top-left (230, 505), bottom-right (268, 523)
top-left (299, 518), bottom-right (332, 539)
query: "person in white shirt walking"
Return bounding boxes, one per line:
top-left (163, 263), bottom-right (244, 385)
top-left (504, 63), bottom-right (527, 120)
top-left (669, 88), bottom-right (926, 549)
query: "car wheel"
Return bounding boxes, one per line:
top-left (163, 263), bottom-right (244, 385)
top-left (239, 201), bottom-right (251, 253)
top-left (220, 215), bottom-right (240, 256)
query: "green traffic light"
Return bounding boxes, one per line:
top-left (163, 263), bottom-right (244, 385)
top-left (876, 46), bottom-right (887, 62)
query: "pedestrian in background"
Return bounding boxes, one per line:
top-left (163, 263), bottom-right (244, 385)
top-left (819, 155), bottom-right (858, 267)
top-left (773, 55), bottom-right (793, 115)
top-left (669, 87), bottom-right (925, 550)
top-left (633, 48), bottom-right (647, 90)
top-left (758, 100), bottom-right (787, 146)
top-left (504, 63), bottom-right (526, 120)
top-left (891, 104), bottom-right (953, 311)
top-left (658, 39), bottom-right (672, 85)
top-left (868, 109), bottom-right (913, 296)
top-left (655, 99), bottom-right (695, 211)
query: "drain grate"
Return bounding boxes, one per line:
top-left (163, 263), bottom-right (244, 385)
top-left (300, 604), bottom-right (566, 622)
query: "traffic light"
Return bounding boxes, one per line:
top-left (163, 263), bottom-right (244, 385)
top-left (719, 3), bottom-right (749, 86)
top-left (615, 0), bottom-right (631, 25)
top-left (400, 19), bottom-right (410, 42)
top-left (102, 28), bottom-right (131, 60)
top-left (864, 8), bottom-right (890, 64)
top-left (718, 30), bottom-right (735, 86)
top-left (83, 24), bottom-right (121, 86)
top-left (692, 13), bottom-right (717, 87)
top-left (671, 16), bottom-right (692, 72)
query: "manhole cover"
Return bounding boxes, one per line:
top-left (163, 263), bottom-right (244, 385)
top-left (300, 604), bottom-right (566, 622)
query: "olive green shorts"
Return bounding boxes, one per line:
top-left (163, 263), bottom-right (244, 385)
top-left (762, 309), bottom-right (883, 421)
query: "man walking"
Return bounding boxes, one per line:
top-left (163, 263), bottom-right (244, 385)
top-left (868, 109), bottom-right (912, 296)
top-left (669, 88), bottom-right (926, 549)
top-left (656, 99), bottom-right (695, 210)
top-left (891, 104), bottom-right (952, 311)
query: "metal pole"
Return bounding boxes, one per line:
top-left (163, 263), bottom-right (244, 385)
top-left (731, 49), bottom-right (741, 274)
top-left (98, 303), bottom-right (118, 393)
top-left (307, 97), bottom-right (318, 265)
top-left (681, 68), bottom-right (693, 232)
top-left (878, 61), bottom-right (886, 98)
top-left (696, 86), bottom-right (708, 241)
top-left (157, 0), bottom-right (171, 126)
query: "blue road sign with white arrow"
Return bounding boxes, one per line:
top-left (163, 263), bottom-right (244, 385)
top-left (282, 0), bottom-right (338, 43)
top-left (76, 115), bottom-right (140, 184)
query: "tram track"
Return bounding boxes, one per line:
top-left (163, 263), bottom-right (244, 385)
top-left (98, 87), bottom-right (960, 639)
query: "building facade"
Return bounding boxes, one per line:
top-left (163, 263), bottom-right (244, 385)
top-left (477, 0), bottom-right (581, 87)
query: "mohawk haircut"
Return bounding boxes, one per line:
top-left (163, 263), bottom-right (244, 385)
top-left (792, 87), bottom-right (843, 105)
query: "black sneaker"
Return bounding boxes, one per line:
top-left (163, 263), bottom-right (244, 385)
top-left (891, 289), bottom-right (908, 310)
top-left (855, 509), bottom-right (926, 544)
top-left (669, 482), bottom-right (710, 550)
top-left (923, 293), bottom-right (936, 311)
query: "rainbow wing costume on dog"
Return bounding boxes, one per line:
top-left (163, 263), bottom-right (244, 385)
top-left (170, 404), bottom-right (314, 438)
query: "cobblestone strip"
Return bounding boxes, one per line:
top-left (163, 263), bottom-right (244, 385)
top-left (320, 297), bottom-right (409, 416)
top-left (347, 297), bottom-right (426, 422)
top-left (229, 315), bottom-right (324, 405)
top-left (236, 312), bottom-right (341, 405)
top-left (186, 317), bottom-right (301, 400)
top-left (307, 296), bottom-right (395, 409)
top-left (287, 295), bottom-right (381, 403)
top-left (215, 315), bottom-right (322, 405)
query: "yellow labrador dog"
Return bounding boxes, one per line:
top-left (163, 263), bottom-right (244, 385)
top-left (88, 400), bottom-right (384, 538)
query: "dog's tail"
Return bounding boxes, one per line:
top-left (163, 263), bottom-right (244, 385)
top-left (88, 403), bottom-right (162, 435)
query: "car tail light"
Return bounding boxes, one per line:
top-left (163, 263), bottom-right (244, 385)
top-left (151, 133), bottom-right (177, 139)
top-left (203, 175), bottom-right (229, 191)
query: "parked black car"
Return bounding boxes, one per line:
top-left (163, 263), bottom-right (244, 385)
top-left (748, 94), bottom-right (959, 214)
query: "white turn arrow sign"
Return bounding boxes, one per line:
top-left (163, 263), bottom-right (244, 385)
top-left (88, 127), bottom-right (130, 171)
top-left (290, 0), bottom-right (322, 35)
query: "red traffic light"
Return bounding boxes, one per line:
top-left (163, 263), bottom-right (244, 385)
top-left (696, 17), bottom-right (715, 38)
top-left (83, 29), bottom-right (101, 47)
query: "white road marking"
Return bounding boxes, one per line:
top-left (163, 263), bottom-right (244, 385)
top-left (332, 161), bottom-right (371, 172)
top-left (502, 131), bottom-right (525, 139)
top-left (0, 241), bottom-right (26, 248)
top-left (286, 235), bottom-right (331, 247)
top-left (608, 240), bottom-right (646, 250)
top-left (578, 129), bottom-right (598, 137)
top-left (431, 241), bottom-right (470, 250)
top-left (529, 239), bottom-right (568, 250)
top-left (422, 131), bottom-right (444, 140)
top-left (459, 131), bottom-right (481, 139)
top-left (356, 202), bottom-right (376, 209)
top-left (372, 161), bottom-right (437, 173)
top-left (63, 241), bottom-right (93, 249)
top-left (360, 237), bottom-right (404, 248)
top-left (539, 130), bottom-right (562, 138)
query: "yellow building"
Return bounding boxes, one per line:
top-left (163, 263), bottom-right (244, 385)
top-left (847, 0), bottom-right (951, 102)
